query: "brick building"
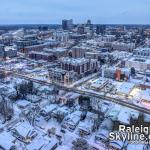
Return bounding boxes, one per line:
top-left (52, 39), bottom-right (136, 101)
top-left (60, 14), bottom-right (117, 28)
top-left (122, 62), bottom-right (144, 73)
top-left (59, 57), bottom-right (99, 75)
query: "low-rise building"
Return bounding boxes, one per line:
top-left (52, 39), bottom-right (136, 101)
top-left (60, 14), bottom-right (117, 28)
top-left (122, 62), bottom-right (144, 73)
top-left (112, 42), bottom-right (135, 52)
top-left (49, 68), bottom-right (77, 84)
top-left (11, 122), bottom-right (37, 143)
top-left (95, 118), bottom-right (114, 144)
top-left (78, 112), bottom-right (98, 136)
top-left (133, 48), bottom-right (150, 58)
top-left (16, 100), bottom-right (31, 109)
top-left (62, 110), bottom-right (82, 131)
top-left (27, 136), bottom-right (58, 150)
top-left (85, 51), bottom-right (101, 59)
top-left (117, 82), bottom-right (135, 97)
top-left (29, 51), bottom-right (56, 62)
top-left (117, 109), bottom-right (131, 125)
top-left (0, 131), bottom-right (16, 150)
top-left (127, 143), bottom-right (148, 150)
top-left (44, 47), bottom-right (68, 58)
top-left (58, 92), bottom-right (80, 105)
top-left (40, 104), bottom-right (57, 117)
top-left (51, 106), bottom-right (72, 121)
top-left (16, 39), bottom-right (38, 51)
top-left (140, 89), bottom-right (150, 109)
top-left (97, 35), bottom-right (116, 42)
top-left (5, 46), bottom-right (17, 58)
top-left (88, 78), bottom-right (109, 91)
top-left (103, 67), bottom-right (130, 81)
top-left (23, 41), bottom-right (59, 53)
top-left (109, 139), bottom-right (126, 150)
top-left (125, 57), bottom-right (150, 72)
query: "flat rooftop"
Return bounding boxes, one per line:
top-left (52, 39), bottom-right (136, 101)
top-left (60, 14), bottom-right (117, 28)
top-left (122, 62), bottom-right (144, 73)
top-left (128, 57), bottom-right (150, 64)
top-left (60, 57), bottom-right (90, 65)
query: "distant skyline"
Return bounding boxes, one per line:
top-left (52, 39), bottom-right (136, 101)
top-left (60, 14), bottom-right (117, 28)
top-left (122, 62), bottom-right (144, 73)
top-left (0, 0), bottom-right (150, 24)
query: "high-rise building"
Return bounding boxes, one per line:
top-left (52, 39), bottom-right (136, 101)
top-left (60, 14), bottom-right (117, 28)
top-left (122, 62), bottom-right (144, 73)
top-left (0, 44), bottom-right (5, 58)
top-left (87, 20), bottom-right (91, 26)
top-left (62, 19), bottom-right (73, 30)
top-left (77, 25), bottom-right (85, 34)
top-left (86, 19), bottom-right (93, 30)
top-left (60, 57), bottom-right (99, 75)
top-left (96, 25), bottom-right (106, 35)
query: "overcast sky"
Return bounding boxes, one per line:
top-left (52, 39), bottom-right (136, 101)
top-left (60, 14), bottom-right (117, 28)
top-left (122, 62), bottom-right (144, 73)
top-left (0, 0), bottom-right (150, 24)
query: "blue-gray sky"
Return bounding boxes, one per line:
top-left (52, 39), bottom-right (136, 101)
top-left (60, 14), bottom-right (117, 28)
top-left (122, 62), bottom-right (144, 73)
top-left (0, 0), bottom-right (150, 24)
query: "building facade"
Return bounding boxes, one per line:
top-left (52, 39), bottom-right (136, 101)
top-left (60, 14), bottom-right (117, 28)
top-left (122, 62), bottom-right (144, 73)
top-left (62, 19), bottom-right (73, 30)
top-left (59, 57), bottom-right (99, 75)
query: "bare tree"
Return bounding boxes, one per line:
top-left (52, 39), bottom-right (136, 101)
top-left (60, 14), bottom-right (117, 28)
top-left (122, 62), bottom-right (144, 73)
top-left (0, 93), bottom-right (14, 123)
top-left (23, 104), bottom-right (40, 126)
top-left (72, 138), bottom-right (89, 150)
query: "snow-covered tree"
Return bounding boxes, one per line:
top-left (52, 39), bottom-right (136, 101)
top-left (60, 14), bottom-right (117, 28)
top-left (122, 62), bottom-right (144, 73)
top-left (72, 138), bottom-right (89, 150)
top-left (0, 94), bottom-right (14, 123)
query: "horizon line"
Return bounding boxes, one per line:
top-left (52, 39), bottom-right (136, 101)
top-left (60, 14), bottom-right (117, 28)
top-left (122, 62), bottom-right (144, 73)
top-left (0, 23), bottom-right (150, 26)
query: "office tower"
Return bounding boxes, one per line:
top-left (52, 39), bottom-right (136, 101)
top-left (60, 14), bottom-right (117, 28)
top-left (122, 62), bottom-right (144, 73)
top-left (96, 25), bottom-right (106, 35)
top-left (87, 20), bottom-right (91, 26)
top-left (62, 19), bottom-right (73, 30)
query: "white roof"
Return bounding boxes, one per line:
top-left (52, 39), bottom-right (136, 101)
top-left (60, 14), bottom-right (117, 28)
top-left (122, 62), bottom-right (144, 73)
top-left (67, 115), bottom-right (80, 125)
top-left (144, 114), bottom-right (150, 123)
top-left (86, 112), bottom-right (98, 120)
top-left (27, 136), bottom-right (46, 150)
top-left (60, 57), bottom-right (90, 65)
top-left (128, 57), bottom-right (150, 64)
top-left (71, 110), bottom-right (82, 117)
top-left (43, 104), bottom-right (57, 113)
top-left (141, 89), bottom-right (150, 101)
top-left (117, 82), bottom-right (135, 95)
top-left (54, 106), bottom-right (70, 115)
top-left (0, 131), bottom-right (15, 150)
top-left (101, 118), bottom-right (113, 131)
top-left (117, 109), bottom-right (130, 125)
top-left (41, 138), bottom-right (57, 150)
top-left (96, 128), bottom-right (109, 140)
top-left (63, 92), bottom-right (80, 100)
top-left (78, 119), bottom-right (94, 133)
top-left (38, 85), bottom-right (54, 92)
top-left (16, 100), bottom-right (31, 107)
top-left (13, 122), bottom-right (34, 137)
top-left (134, 47), bottom-right (150, 52)
top-left (26, 94), bottom-right (41, 102)
top-left (109, 140), bottom-right (124, 149)
top-left (64, 112), bottom-right (81, 126)
top-left (106, 105), bottom-right (121, 120)
top-left (127, 144), bottom-right (145, 150)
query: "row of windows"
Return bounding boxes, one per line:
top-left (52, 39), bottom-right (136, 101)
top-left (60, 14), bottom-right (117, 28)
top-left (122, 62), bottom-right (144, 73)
top-left (134, 51), bottom-right (150, 56)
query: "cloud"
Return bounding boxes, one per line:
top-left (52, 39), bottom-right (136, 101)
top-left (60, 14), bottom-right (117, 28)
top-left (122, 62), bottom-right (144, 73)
top-left (0, 0), bottom-right (150, 24)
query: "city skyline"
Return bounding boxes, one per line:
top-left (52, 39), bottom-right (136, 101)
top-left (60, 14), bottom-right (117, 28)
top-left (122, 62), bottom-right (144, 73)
top-left (0, 0), bottom-right (150, 24)
top-left (0, 1), bottom-right (150, 149)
